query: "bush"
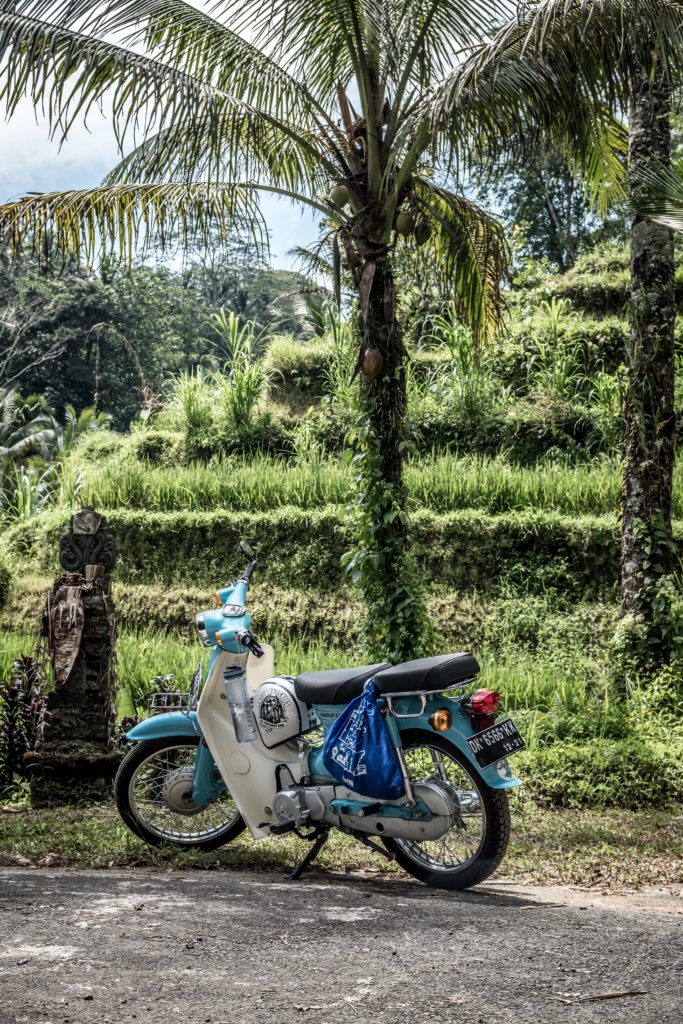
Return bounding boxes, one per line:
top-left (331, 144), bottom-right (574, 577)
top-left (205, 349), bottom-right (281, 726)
top-left (498, 316), bottom-right (629, 390)
top-left (72, 430), bottom-right (129, 463)
top-left (264, 335), bottom-right (333, 401)
top-left (410, 395), bottom-right (605, 463)
top-left (548, 266), bottom-right (631, 315)
top-left (185, 413), bottom-right (296, 461)
top-left (130, 430), bottom-right (185, 466)
top-left (10, 506), bottom-right (625, 597)
top-left (479, 594), bottom-right (617, 658)
top-left (527, 243), bottom-right (683, 315)
top-left (518, 738), bottom-right (683, 809)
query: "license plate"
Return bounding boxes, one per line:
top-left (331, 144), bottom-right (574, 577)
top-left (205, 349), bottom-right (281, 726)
top-left (466, 718), bottom-right (525, 768)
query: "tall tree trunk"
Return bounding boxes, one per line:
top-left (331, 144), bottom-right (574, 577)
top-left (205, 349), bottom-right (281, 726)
top-left (621, 61), bottom-right (676, 664)
top-left (350, 257), bottom-right (431, 662)
top-left (364, 259), bottom-right (407, 504)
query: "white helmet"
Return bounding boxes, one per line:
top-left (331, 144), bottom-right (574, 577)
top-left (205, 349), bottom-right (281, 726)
top-left (253, 677), bottom-right (318, 749)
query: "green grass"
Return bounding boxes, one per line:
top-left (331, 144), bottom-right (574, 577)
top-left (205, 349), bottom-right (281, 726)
top-left (78, 449), bottom-right (683, 518)
top-left (408, 454), bottom-right (625, 515)
top-left (81, 453), bottom-right (349, 512)
top-left (3, 623), bottom-right (662, 752)
top-left (105, 630), bottom-right (658, 751)
top-left (114, 631), bottom-right (369, 717)
top-left (0, 630), bottom-right (36, 681)
top-left (0, 801), bottom-right (680, 889)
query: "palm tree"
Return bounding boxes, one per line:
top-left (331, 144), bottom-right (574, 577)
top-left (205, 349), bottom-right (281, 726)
top-left (0, 0), bottom-right (627, 658)
top-left (499, 0), bottom-right (683, 669)
top-left (0, 387), bottom-right (55, 509)
top-left (0, 389), bottom-right (54, 463)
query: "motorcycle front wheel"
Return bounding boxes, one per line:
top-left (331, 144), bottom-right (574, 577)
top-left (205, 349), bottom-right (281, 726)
top-left (382, 730), bottom-right (511, 890)
top-left (115, 736), bottom-right (245, 850)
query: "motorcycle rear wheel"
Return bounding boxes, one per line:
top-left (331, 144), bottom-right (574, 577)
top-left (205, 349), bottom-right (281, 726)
top-left (382, 730), bottom-right (511, 890)
top-left (115, 736), bottom-right (245, 850)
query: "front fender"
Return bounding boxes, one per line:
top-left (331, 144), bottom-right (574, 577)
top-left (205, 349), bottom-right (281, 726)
top-left (126, 711), bottom-right (201, 742)
top-left (396, 695), bottom-right (522, 791)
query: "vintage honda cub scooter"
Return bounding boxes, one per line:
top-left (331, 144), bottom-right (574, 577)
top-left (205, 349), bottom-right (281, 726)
top-left (115, 542), bottom-right (524, 890)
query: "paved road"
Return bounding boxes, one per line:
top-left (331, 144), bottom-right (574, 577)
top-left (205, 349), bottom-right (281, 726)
top-left (0, 869), bottom-right (681, 1024)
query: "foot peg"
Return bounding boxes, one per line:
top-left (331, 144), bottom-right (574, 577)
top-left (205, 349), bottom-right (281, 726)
top-left (266, 820), bottom-right (298, 835)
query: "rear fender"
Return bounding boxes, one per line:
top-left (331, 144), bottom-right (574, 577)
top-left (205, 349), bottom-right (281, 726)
top-left (395, 694), bottom-right (522, 790)
top-left (125, 711), bottom-right (201, 742)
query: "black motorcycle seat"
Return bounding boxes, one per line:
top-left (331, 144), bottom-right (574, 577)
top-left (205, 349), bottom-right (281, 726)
top-left (294, 653), bottom-right (479, 705)
top-left (375, 653), bottom-right (479, 694)
top-left (294, 663), bottom-right (391, 705)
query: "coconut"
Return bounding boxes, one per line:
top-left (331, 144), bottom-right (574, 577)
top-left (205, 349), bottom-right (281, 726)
top-left (414, 219), bottom-right (432, 245)
top-left (361, 347), bottom-right (383, 379)
top-left (330, 184), bottom-right (350, 208)
top-left (395, 211), bottom-right (415, 236)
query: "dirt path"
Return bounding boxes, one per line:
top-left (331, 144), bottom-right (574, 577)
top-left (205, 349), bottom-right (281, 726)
top-left (0, 869), bottom-right (681, 1024)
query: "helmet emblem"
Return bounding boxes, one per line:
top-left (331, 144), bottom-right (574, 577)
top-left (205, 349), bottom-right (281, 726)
top-left (259, 693), bottom-right (286, 726)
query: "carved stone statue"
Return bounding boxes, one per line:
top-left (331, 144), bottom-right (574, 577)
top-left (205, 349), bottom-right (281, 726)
top-left (59, 506), bottom-right (117, 575)
top-left (28, 507), bottom-right (120, 806)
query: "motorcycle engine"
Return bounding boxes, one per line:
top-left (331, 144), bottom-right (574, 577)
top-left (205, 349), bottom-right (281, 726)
top-left (273, 789), bottom-right (309, 825)
top-left (269, 783), bottom-right (454, 841)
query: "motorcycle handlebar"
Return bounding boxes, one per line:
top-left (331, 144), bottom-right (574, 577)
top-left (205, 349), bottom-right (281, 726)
top-left (242, 559), bottom-right (258, 584)
top-left (237, 628), bottom-right (264, 659)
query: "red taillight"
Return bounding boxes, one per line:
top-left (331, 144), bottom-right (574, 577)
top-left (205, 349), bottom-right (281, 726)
top-left (467, 688), bottom-right (501, 716)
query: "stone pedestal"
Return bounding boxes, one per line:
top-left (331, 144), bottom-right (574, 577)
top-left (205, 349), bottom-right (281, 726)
top-left (28, 507), bottom-right (122, 806)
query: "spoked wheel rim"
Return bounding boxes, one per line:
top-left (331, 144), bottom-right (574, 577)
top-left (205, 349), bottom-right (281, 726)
top-left (128, 743), bottom-right (240, 844)
top-left (396, 741), bottom-right (487, 872)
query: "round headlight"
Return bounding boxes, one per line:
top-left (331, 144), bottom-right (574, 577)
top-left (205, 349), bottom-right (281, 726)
top-left (222, 603), bottom-right (247, 618)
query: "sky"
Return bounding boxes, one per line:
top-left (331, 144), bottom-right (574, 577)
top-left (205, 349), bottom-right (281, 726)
top-left (0, 98), bottom-right (320, 272)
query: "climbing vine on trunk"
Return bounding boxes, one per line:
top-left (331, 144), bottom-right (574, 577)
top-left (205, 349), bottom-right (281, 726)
top-left (619, 59), bottom-right (678, 675)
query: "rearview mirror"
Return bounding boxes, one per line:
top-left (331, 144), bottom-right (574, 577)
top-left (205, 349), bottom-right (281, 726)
top-left (239, 539), bottom-right (256, 560)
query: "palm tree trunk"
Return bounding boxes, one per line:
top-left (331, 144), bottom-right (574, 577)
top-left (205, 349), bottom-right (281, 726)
top-left (621, 61), bottom-right (676, 660)
top-left (352, 257), bottom-right (431, 662)
top-left (363, 260), bottom-right (407, 499)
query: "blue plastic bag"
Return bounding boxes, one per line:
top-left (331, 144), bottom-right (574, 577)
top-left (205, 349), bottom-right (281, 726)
top-left (322, 680), bottom-right (405, 800)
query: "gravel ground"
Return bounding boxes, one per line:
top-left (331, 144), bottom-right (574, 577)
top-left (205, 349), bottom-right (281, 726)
top-left (0, 868), bottom-right (681, 1024)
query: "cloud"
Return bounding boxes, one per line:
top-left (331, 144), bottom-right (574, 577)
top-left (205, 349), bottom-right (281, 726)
top-left (0, 99), bottom-right (118, 198)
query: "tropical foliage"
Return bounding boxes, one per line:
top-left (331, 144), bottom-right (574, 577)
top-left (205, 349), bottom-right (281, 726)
top-left (0, 0), bottom-right (638, 657)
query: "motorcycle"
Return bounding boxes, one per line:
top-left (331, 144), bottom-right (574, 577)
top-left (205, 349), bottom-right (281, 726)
top-left (115, 541), bottom-right (525, 890)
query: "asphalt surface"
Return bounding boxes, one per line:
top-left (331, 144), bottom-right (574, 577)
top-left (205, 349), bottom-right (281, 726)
top-left (0, 869), bottom-right (681, 1024)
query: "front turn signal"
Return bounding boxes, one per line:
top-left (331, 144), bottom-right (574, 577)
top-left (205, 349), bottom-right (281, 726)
top-left (430, 708), bottom-right (452, 731)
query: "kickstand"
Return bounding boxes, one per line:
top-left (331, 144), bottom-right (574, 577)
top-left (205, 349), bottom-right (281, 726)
top-left (286, 828), bottom-right (330, 881)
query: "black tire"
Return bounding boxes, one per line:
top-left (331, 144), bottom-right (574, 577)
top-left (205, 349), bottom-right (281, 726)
top-left (115, 736), bottom-right (245, 851)
top-left (382, 730), bottom-right (511, 891)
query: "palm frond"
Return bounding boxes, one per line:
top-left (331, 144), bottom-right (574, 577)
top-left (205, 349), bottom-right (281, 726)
top-left (385, 0), bottom-right (498, 100)
top-left (561, 113), bottom-right (628, 217)
top-left (4, 0), bottom-right (315, 119)
top-left (288, 244), bottom-right (335, 280)
top-left (632, 161), bottom-right (683, 230)
top-left (0, 5), bottom-right (343, 190)
top-left (411, 181), bottom-right (510, 343)
top-left (0, 8), bottom-right (224, 146)
top-left (519, 0), bottom-right (683, 102)
top-left (0, 181), bottom-right (282, 263)
top-left (250, 0), bottom-right (383, 105)
top-left (419, 0), bottom-right (683, 184)
top-left (102, 110), bottom-right (333, 196)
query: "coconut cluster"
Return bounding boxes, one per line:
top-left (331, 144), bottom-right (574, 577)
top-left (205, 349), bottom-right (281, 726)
top-left (395, 210), bottom-right (432, 244)
top-left (328, 187), bottom-right (431, 246)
